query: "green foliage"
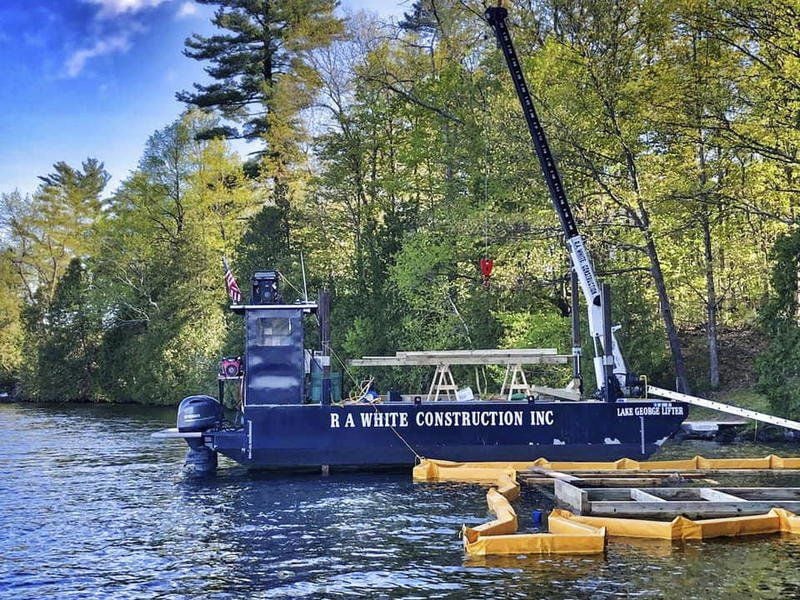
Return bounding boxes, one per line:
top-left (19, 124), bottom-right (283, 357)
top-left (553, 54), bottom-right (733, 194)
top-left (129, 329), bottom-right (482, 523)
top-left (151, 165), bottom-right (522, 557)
top-left (756, 326), bottom-right (800, 420)
top-left (91, 112), bottom-right (257, 403)
top-left (235, 206), bottom-right (292, 288)
top-left (36, 259), bottom-right (102, 401)
top-left (495, 310), bottom-right (570, 388)
top-left (607, 275), bottom-right (672, 386)
top-left (1, 159), bottom-right (109, 398)
top-left (756, 228), bottom-right (800, 418)
top-left (177, 0), bottom-right (343, 155)
top-left (0, 251), bottom-right (22, 388)
top-left (1, 159), bottom-right (109, 308)
top-left (761, 229), bottom-right (800, 326)
top-left (1, 3), bottom-right (798, 405)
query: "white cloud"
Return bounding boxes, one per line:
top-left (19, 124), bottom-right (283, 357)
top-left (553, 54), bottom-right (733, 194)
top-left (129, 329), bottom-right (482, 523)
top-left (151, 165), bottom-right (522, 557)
top-left (85, 0), bottom-right (168, 19)
top-left (64, 34), bottom-right (131, 77)
top-left (176, 1), bottom-right (198, 18)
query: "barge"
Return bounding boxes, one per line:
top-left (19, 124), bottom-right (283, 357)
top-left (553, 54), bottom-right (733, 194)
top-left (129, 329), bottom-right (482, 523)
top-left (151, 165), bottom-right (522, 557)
top-left (154, 271), bottom-right (687, 474)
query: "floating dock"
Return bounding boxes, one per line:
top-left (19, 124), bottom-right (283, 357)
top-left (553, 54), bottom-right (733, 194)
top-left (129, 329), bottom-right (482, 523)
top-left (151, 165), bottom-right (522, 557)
top-left (413, 456), bottom-right (800, 556)
top-left (554, 480), bottom-right (800, 519)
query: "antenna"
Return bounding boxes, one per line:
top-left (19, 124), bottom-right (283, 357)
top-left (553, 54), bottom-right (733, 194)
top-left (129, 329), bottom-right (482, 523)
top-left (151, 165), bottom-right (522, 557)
top-left (300, 252), bottom-right (309, 302)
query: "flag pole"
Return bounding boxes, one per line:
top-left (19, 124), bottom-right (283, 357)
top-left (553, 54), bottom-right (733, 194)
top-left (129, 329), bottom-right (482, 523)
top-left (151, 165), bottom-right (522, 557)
top-left (222, 257), bottom-right (242, 305)
top-left (300, 252), bottom-right (309, 303)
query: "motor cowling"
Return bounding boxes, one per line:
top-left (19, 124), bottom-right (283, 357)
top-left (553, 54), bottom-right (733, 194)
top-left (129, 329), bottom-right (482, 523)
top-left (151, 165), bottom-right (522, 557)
top-left (624, 373), bottom-right (647, 398)
top-left (177, 395), bottom-right (223, 432)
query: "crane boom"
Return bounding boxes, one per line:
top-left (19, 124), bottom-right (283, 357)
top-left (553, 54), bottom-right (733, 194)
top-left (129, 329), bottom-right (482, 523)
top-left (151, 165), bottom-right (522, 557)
top-left (485, 5), bottom-right (631, 397)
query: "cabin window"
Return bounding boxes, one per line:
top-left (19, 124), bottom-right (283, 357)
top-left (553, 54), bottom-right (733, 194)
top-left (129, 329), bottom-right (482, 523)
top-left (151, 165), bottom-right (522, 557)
top-left (256, 317), bottom-right (292, 346)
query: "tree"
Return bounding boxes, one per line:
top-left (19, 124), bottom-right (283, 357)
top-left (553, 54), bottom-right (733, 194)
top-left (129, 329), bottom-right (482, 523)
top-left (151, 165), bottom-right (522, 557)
top-left (0, 160), bottom-right (109, 398)
top-left (177, 0), bottom-right (343, 158)
top-left (0, 159), bottom-right (109, 308)
top-left (399, 0), bottom-right (439, 34)
top-left (36, 258), bottom-right (102, 401)
top-left (639, 0), bottom-right (745, 390)
top-left (508, 0), bottom-right (695, 392)
top-left (94, 113), bottom-right (256, 403)
top-left (704, 0), bottom-right (800, 224)
top-left (756, 228), bottom-right (800, 419)
top-left (4, 0), bottom-right (799, 405)
top-left (0, 250), bottom-right (22, 389)
top-left (178, 0), bottom-right (345, 301)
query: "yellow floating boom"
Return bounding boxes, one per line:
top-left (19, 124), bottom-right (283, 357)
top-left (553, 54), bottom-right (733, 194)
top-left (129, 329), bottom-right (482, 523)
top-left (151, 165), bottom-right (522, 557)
top-left (413, 454), bottom-right (800, 477)
top-left (413, 456), bottom-right (800, 556)
top-left (552, 507), bottom-right (800, 540)
top-left (461, 483), bottom-right (606, 556)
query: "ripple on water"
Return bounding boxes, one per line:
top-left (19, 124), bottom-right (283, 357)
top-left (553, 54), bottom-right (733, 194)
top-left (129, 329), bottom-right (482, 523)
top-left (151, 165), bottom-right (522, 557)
top-left (2, 404), bottom-right (800, 600)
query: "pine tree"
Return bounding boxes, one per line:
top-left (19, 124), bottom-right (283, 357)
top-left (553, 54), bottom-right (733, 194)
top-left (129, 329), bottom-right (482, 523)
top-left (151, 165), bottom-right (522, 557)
top-left (1, 159), bottom-right (109, 308)
top-left (399, 0), bottom-right (438, 34)
top-left (177, 0), bottom-right (343, 163)
top-left (178, 0), bottom-right (344, 289)
top-left (37, 258), bottom-right (101, 401)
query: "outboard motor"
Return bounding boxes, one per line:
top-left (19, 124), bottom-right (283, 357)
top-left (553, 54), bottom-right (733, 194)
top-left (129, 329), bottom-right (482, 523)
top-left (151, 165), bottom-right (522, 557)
top-left (177, 395), bottom-right (223, 475)
top-left (178, 395), bottom-right (223, 432)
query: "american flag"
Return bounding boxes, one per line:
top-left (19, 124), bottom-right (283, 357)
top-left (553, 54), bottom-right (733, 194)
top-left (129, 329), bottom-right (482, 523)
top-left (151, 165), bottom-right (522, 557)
top-left (222, 258), bottom-right (242, 304)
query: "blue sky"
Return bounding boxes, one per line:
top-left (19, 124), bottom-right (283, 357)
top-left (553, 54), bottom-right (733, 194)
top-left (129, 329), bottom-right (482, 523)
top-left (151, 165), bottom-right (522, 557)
top-left (0, 0), bottom-right (407, 197)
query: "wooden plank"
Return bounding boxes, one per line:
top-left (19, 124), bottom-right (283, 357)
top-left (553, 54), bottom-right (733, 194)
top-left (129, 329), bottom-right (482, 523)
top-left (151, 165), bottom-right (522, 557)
top-left (397, 348), bottom-right (558, 357)
top-left (349, 355), bottom-right (571, 366)
top-left (555, 467), bottom-right (800, 475)
top-left (648, 385), bottom-right (800, 431)
top-left (718, 488), bottom-right (800, 500)
top-left (554, 480), bottom-right (589, 513)
top-left (586, 489), bottom-right (638, 501)
top-left (566, 471), bottom-right (714, 479)
top-left (520, 477), bottom-right (560, 486)
top-left (527, 467), bottom-right (581, 482)
top-left (568, 472), bottom-right (679, 478)
top-left (581, 484), bottom-right (800, 518)
top-left (588, 500), bottom-right (800, 519)
top-left (582, 486), bottom-right (800, 501)
top-left (521, 477), bottom-right (667, 487)
top-left (702, 469), bottom-right (800, 475)
top-left (700, 488), bottom-right (748, 502)
top-left (586, 488), bottom-right (703, 501)
top-left (530, 385), bottom-right (581, 402)
top-left (349, 358), bottom-right (407, 366)
top-left (630, 489), bottom-right (667, 502)
top-left (406, 356), bottom-right (570, 366)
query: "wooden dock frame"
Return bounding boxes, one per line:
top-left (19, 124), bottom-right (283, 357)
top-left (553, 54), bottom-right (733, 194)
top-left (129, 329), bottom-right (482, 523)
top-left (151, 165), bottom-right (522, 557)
top-left (413, 458), bottom-right (800, 552)
top-left (518, 467), bottom-right (717, 488)
top-left (553, 479), bottom-right (800, 519)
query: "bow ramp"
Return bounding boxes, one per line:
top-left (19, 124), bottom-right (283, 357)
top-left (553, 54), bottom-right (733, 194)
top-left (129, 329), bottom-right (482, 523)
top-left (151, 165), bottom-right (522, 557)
top-left (647, 386), bottom-right (800, 432)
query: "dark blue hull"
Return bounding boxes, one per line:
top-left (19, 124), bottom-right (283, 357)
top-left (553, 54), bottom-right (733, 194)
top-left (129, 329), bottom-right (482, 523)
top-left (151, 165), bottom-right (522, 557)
top-left (207, 399), bottom-right (688, 469)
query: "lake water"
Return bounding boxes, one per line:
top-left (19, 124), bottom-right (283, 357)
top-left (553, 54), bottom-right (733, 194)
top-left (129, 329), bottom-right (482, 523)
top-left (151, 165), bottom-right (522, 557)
top-left (2, 403), bottom-right (800, 599)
